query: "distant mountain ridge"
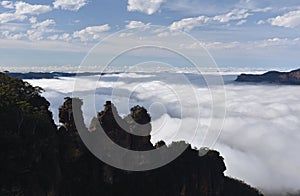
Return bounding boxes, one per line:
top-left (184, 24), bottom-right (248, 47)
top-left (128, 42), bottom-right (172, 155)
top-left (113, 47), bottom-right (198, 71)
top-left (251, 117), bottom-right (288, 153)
top-left (4, 71), bottom-right (119, 79)
top-left (236, 69), bottom-right (300, 84)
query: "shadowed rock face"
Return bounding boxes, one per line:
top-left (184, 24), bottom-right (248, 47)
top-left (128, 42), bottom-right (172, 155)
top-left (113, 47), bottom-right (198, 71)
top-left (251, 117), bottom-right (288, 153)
top-left (0, 73), bottom-right (263, 196)
top-left (60, 99), bottom-right (263, 196)
top-left (236, 69), bottom-right (300, 84)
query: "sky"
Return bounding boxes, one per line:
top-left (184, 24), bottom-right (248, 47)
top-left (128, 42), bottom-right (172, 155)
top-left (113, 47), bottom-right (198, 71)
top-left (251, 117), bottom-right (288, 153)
top-left (0, 0), bottom-right (300, 70)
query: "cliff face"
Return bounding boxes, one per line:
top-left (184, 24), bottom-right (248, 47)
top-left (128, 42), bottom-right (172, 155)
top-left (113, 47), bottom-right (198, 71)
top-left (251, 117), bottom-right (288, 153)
top-left (0, 73), bottom-right (61, 195)
top-left (0, 73), bottom-right (263, 196)
top-left (236, 69), bottom-right (300, 84)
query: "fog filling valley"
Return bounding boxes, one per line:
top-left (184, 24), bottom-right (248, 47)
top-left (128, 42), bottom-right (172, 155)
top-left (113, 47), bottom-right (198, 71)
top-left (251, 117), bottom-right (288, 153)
top-left (26, 72), bottom-right (300, 194)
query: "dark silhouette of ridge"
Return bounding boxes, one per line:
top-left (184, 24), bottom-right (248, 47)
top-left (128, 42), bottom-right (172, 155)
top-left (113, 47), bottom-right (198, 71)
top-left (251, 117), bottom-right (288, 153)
top-left (236, 69), bottom-right (300, 84)
top-left (4, 71), bottom-right (120, 79)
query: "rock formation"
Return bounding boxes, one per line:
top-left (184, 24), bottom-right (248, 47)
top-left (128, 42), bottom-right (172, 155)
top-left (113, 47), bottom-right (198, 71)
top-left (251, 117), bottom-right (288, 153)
top-left (80, 99), bottom-right (263, 196)
top-left (236, 69), bottom-right (300, 84)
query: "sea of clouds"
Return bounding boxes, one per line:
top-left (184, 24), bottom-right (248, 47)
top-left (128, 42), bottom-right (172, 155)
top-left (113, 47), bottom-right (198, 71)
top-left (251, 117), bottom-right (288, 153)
top-left (26, 71), bottom-right (300, 195)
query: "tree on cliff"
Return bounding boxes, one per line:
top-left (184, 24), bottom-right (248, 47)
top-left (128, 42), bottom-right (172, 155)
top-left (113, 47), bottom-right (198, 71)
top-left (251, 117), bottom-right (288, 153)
top-left (0, 73), bottom-right (60, 195)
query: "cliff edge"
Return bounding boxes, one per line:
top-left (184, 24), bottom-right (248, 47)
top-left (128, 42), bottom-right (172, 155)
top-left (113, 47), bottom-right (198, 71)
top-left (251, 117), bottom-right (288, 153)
top-left (236, 69), bottom-right (300, 84)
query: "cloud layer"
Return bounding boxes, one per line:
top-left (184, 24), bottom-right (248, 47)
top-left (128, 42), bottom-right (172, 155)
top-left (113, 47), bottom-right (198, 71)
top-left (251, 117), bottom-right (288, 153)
top-left (26, 71), bottom-right (300, 195)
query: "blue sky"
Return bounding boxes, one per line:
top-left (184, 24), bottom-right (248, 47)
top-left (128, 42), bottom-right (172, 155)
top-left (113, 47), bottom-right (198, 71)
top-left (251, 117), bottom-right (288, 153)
top-left (0, 0), bottom-right (300, 70)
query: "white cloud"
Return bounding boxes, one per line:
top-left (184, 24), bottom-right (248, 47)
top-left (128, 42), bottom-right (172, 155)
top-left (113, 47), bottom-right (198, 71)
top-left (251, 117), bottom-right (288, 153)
top-left (27, 19), bottom-right (56, 41)
top-left (0, 1), bottom-right (51, 24)
top-left (257, 20), bottom-right (265, 25)
top-left (31, 19), bottom-right (56, 29)
top-left (213, 9), bottom-right (251, 23)
top-left (1, 0), bottom-right (14, 9)
top-left (60, 33), bottom-right (71, 41)
top-left (47, 34), bottom-right (59, 41)
top-left (255, 37), bottom-right (300, 48)
top-left (236, 19), bottom-right (247, 25)
top-left (73, 24), bottom-right (111, 41)
top-left (0, 12), bottom-right (27, 23)
top-left (26, 30), bottom-right (43, 41)
top-left (170, 16), bottom-right (210, 31)
top-left (48, 33), bottom-right (71, 41)
top-left (127, 0), bottom-right (165, 15)
top-left (252, 7), bottom-right (272, 13)
top-left (29, 17), bottom-right (37, 24)
top-left (170, 9), bottom-right (251, 31)
top-left (2, 31), bottom-right (24, 40)
top-left (201, 37), bottom-right (300, 50)
top-left (0, 16), bottom-right (56, 41)
top-left (53, 0), bottom-right (88, 11)
top-left (126, 20), bottom-right (151, 29)
top-left (268, 10), bottom-right (300, 28)
top-left (14, 1), bottom-right (52, 15)
top-left (200, 41), bottom-right (241, 49)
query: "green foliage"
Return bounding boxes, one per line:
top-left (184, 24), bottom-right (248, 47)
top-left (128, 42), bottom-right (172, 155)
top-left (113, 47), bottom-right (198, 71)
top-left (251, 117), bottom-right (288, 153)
top-left (0, 72), bottom-right (49, 119)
